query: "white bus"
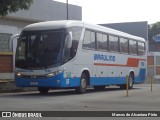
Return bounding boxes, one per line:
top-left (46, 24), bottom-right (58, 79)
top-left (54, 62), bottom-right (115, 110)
top-left (13, 20), bottom-right (146, 94)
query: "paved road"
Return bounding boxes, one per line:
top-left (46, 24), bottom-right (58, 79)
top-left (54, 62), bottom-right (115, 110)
top-left (0, 84), bottom-right (160, 120)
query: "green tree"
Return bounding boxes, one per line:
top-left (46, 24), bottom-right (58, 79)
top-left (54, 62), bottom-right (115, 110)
top-left (148, 22), bottom-right (160, 40)
top-left (0, 0), bottom-right (33, 17)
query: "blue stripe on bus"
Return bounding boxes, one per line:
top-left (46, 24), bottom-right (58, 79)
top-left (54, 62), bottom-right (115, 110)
top-left (90, 77), bottom-right (126, 86)
top-left (15, 69), bottom-right (146, 88)
top-left (134, 68), bottom-right (146, 84)
top-left (15, 73), bottom-right (80, 88)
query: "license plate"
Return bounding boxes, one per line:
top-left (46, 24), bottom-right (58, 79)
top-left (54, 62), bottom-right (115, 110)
top-left (30, 82), bottom-right (38, 85)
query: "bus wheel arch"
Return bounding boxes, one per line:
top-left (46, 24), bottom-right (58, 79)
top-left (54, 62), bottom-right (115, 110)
top-left (82, 70), bottom-right (90, 86)
top-left (75, 70), bottom-right (90, 94)
top-left (120, 71), bottom-right (134, 89)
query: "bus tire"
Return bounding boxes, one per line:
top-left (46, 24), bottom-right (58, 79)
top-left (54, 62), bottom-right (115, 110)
top-left (38, 87), bottom-right (49, 94)
top-left (94, 86), bottom-right (105, 90)
top-left (76, 73), bottom-right (87, 94)
top-left (120, 73), bottom-right (134, 89)
top-left (128, 73), bottom-right (134, 89)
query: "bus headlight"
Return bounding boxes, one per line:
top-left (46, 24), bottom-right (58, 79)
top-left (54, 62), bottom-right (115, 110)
top-left (16, 73), bottom-right (22, 77)
top-left (47, 70), bottom-right (63, 77)
top-left (47, 73), bottom-right (54, 77)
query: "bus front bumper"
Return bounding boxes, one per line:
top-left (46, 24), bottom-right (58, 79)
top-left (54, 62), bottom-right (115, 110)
top-left (15, 73), bottom-right (80, 88)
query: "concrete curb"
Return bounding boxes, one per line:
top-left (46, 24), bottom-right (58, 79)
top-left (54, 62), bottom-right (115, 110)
top-left (0, 80), bottom-right (37, 93)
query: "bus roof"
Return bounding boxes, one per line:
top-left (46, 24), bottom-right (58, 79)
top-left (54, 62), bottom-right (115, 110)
top-left (23, 20), bottom-right (84, 31)
top-left (23, 20), bottom-right (145, 42)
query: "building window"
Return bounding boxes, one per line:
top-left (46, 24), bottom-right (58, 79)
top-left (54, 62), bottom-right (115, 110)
top-left (156, 56), bottom-right (160, 65)
top-left (0, 33), bottom-right (12, 52)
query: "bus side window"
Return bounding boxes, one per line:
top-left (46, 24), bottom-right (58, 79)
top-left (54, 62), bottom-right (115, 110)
top-left (70, 27), bottom-right (82, 58)
top-left (129, 40), bottom-right (137, 55)
top-left (83, 30), bottom-right (95, 49)
top-left (138, 42), bottom-right (145, 55)
top-left (103, 34), bottom-right (108, 50)
top-left (120, 37), bottom-right (128, 53)
top-left (97, 33), bottom-right (108, 51)
top-left (97, 33), bottom-right (103, 50)
top-left (109, 35), bottom-right (119, 52)
top-left (63, 27), bottom-right (82, 63)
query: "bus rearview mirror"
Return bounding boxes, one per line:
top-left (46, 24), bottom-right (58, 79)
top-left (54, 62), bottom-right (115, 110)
top-left (9, 34), bottom-right (20, 51)
top-left (67, 31), bottom-right (72, 48)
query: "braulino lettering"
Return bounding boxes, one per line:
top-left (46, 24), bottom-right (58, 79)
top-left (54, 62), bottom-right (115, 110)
top-left (94, 54), bottom-right (115, 61)
top-left (94, 54), bottom-right (97, 60)
top-left (101, 55), bottom-right (103, 60)
top-left (104, 55), bottom-right (108, 61)
top-left (113, 56), bottom-right (115, 61)
top-left (98, 54), bottom-right (101, 60)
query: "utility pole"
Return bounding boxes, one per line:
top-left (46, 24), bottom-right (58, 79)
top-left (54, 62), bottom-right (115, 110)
top-left (66, 0), bottom-right (68, 20)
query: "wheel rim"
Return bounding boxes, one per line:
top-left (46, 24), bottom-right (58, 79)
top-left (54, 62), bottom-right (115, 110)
top-left (129, 76), bottom-right (133, 87)
top-left (81, 78), bottom-right (86, 88)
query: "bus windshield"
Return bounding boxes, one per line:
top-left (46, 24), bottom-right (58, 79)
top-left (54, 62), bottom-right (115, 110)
top-left (15, 29), bottom-right (65, 69)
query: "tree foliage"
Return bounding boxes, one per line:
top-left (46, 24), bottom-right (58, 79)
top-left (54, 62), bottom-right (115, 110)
top-left (0, 0), bottom-right (33, 17)
top-left (148, 22), bottom-right (160, 40)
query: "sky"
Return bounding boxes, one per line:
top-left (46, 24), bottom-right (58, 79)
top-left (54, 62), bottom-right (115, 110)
top-left (55, 0), bottom-right (160, 24)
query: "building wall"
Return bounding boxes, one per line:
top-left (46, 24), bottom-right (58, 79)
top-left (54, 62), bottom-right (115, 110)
top-left (147, 52), bottom-right (160, 78)
top-left (0, 54), bottom-right (13, 73)
top-left (147, 55), bottom-right (154, 76)
top-left (147, 56), bottom-right (154, 66)
top-left (0, 18), bottom-right (37, 53)
top-left (7, 0), bottom-right (82, 22)
top-left (0, 18), bottom-right (34, 30)
top-left (149, 41), bottom-right (160, 52)
top-left (156, 66), bottom-right (160, 75)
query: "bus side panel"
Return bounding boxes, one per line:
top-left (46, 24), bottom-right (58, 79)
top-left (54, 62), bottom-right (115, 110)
top-left (89, 68), bottom-right (146, 86)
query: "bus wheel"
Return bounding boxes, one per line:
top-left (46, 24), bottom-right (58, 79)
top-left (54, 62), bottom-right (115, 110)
top-left (94, 86), bottom-right (105, 91)
top-left (120, 74), bottom-right (134, 89)
top-left (128, 74), bottom-right (134, 89)
top-left (38, 87), bottom-right (49, 94)
top-left (76, 73), bottom-right (87, 94)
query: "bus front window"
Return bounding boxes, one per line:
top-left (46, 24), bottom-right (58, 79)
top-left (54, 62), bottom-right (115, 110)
top-left (15, 29), bottom-right (65, 69)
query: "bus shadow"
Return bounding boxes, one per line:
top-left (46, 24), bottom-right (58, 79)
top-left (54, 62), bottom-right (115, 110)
top-left (1, 86), bottom-right (140, 98)
top-left (87, 87), bottom-right (139, 94)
